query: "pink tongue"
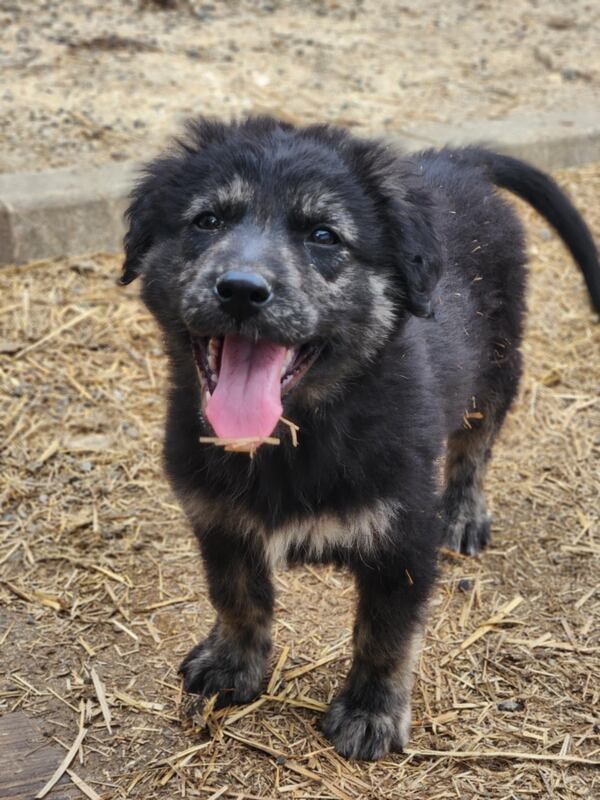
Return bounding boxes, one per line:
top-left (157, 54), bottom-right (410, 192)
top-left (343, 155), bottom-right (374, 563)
top-left (206, 334), bottom-right (288, 439)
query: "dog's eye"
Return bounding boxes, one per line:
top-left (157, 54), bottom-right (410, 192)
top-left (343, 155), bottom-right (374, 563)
top-left (193, 212), bottom-right (223, 231)
top-left (308, 226), bottom-right (340, 246)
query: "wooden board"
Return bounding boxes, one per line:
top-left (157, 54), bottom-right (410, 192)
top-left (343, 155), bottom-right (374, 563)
top-left (0, 712), bottom-right (79, 800)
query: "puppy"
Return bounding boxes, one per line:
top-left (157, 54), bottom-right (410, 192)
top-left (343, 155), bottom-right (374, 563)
top-left (121, 117), bottom-right (600, 760)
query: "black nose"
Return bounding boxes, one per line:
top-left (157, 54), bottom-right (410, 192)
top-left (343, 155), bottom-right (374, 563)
top-left (214, 271), bottom-right (273, 321)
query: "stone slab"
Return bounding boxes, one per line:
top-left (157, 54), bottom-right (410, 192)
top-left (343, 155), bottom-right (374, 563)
top-left (0, 162), bottom-right (138, 266)
top-left (0, 712), bottom-right (79, 799)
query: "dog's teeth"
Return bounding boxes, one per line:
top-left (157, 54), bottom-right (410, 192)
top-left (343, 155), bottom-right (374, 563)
top-left (281, 348), bottom-right (293, 377)
top-left (208, 338), bottom-right (220, 374)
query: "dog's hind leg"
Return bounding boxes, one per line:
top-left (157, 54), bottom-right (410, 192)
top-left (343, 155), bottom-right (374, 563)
top-left (441, 351), bottom-right (522, 555)
top-left (441, 423), bottom-right (495, 555)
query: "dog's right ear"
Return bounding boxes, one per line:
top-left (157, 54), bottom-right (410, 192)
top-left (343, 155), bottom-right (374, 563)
top-left (120, 186), bottom-right (157, 286)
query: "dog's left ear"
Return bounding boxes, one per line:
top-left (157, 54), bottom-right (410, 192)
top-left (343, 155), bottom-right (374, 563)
top-left (352, 140), bottom-right (443, 318)
top-left (388, 189), bottom-right (443, 319)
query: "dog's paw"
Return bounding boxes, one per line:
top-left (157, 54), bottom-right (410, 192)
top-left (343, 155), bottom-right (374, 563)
top-left (179, 635), bottom-right (266, 707)
top-left (444, 514), bottom-right (491, 555)
top-left (442, 489), bottom-right (491, 555)
top-left (321, 694), bottom-right (410, 761)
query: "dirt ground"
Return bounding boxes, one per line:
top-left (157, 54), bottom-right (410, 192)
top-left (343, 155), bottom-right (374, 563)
top-left (1, 0), bottom-right (600, 797)
top-left (0, 162), bottom-right (599, 798)
top-left (1, 0), bottom-right (600, 173)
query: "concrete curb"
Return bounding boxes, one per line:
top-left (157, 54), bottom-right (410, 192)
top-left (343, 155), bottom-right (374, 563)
top-left (0, 162), bottom-right (137, 266)
top-left (2, 107), bottom-right (600, 266)
top-left (388, 107), bottom-right (600, 171)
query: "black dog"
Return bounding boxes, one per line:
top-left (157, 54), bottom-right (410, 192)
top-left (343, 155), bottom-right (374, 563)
top-left (121, 117), bottom-right (599, 760)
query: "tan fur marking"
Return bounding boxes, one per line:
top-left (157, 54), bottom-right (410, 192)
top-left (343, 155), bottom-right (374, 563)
top-left (394, 623), bottom-right (424, 697)
top-left (180, 490), bottom-right (401, 569)
top-left (297, 192), bottom-right (359, 243)
top-left (183, 176), bottom-right (255, 222)
top-left (216, 175), bottom-right (255, 207)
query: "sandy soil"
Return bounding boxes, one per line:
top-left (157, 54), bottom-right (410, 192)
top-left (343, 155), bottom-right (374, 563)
top-left (0, 163), bottom-right (599, 798)
top-left (1, 0), bottom-right (600, 173)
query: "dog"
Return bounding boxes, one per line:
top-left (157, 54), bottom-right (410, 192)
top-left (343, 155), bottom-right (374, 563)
top-left (120, 116), bottom-right (600, 760)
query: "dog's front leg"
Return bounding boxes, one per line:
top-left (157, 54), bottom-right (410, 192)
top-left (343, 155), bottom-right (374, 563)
top-left (322, 537), bottom-right (436, 760)
top-left (179, 526), bottom-right (273, 707)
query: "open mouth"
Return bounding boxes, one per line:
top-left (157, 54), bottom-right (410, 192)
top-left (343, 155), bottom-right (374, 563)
top-left (192, 335), bottom-right (321, 439)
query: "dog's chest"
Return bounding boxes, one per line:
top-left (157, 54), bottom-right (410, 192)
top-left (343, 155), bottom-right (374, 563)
top-left (263, 500), bottom-right (399, 567)
top-left (181, 490), bottom-right (399, 568)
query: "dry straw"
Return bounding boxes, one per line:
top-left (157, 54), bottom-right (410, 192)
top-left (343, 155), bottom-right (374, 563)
top-left (199, 416), bottom-right (300, 454)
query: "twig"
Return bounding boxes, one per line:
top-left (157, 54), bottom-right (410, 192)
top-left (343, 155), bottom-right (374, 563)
top-left (65, 769), bottom-right (101, 800)
top-left (35, 726), bottom-right (87, 798)
top-left (266, 645), bottom-right (290, 694)
top-left (399, 746), bottom-right (600, 767)
top-left (90, 668), bottom-right (112, 734)
top-left (15, 308), bottom-right (96, 359)
top-left (280, 416), bottom-right (300, 447)
top-left (441, 595), bottom-right (524, 665)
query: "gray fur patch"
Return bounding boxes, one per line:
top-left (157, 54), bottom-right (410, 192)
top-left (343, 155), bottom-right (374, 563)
top-left (444, 484), bottom-right (491, 555)
top-left (321, 685), bottom-right (411, 760)
top-left (179, 622), bottom-right (269, 704)
top-left (321, 622), bottom-right (423, 759)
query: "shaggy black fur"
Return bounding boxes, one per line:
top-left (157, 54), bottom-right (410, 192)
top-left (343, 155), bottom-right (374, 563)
top-left (121, 116), bottom-right (600, 760)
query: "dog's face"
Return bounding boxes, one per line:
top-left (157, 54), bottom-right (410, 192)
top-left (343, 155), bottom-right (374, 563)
top-left (122, 118), bottom-right (442, 438)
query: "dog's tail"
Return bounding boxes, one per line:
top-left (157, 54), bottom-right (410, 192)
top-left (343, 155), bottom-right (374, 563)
top-left (464, 149), bottom-right (600, 315)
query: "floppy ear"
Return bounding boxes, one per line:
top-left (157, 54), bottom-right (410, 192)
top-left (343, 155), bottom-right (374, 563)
top-left (120, 186), bottom-right (157, 285)
top-left (388, 188), bottom-right (443, 319)
top-left (350, 139), bottom-right (443, 319)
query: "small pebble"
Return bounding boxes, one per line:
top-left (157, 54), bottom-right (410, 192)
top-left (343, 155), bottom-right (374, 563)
top-left (538, 227), bottom-right (552, 241)
top-left (497, 699), bottom-right (525, 712)
top-left (125, 425), bottom-right (139, 439)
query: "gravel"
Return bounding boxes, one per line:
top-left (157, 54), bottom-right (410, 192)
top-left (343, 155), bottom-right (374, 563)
top-left (1, 0), bottom-right (599, 173)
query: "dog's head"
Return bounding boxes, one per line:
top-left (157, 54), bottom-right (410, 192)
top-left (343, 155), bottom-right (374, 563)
top-left (122, 117), bottom-right (441, 439)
